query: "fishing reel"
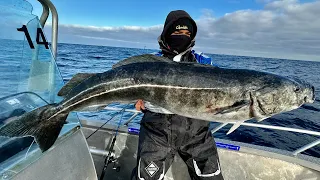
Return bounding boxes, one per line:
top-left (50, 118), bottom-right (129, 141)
top-left (99, 136), bottom-right (121, 180)
top-left (99, 151), bottom-right (121, 180)
top-left (110, 156), bottom-right (121, 172)
top-left (104, 153), bottom-right (121, 172)
top-left (104, 154), bottom-right (120, 172)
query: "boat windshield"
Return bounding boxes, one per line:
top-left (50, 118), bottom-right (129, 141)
top-left (0, 0), bottom-right (80, 178)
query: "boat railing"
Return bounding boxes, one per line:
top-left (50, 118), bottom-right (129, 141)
top-left (102, 106), bottom-right (320, 157)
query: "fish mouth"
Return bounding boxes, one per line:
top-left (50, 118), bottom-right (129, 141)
top-left (311, 86), bottom-right (316, 102)
top-left (301, 85), bottom-right (315, 104)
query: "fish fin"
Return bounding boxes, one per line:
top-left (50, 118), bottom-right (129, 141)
top-left (249, 92), bottom-right (269, 122)
top-left (206, 100), bottom-right (250, 114)
top-left (58, 73), bottom-right (96, 97)
top-left (0, 104), bottom-right (68, 152)
top-left (226, 121), bottom-right (244, 135)
top-left (250, 101), bottom-right (268, 122)
top-left (35, 113), bottom-right (68, 151)
top-left (112, 54), bottom-right (174, 69)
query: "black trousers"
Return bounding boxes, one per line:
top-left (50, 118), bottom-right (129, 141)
top-left (134, 111), bottom-right (224, 180)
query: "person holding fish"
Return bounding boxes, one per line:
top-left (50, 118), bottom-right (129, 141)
top-left (0, 8), bottom-right (313, 180)
top-left (134, 10), bottom-right (224, 180)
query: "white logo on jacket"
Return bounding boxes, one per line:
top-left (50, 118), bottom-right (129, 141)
top-left (145, 161), bottom-right (159, 177)
top-left (176, 25), bottom-right (188, 30)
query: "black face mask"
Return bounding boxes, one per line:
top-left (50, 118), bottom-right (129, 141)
top-left (166, 35), bottom-right (191, 53)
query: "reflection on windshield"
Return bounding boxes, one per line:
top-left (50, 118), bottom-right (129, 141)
top-left (0, 0), bottom-right (80, 178)
top-left (0, 1), bottom-right (64, 103)
top-left (0, 92), bottom-right (45, 178)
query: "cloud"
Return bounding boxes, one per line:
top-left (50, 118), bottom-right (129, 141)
top-left (43, 24), bottom-right (163, 48)
top-left (264, 0), bottom-right (298, 9)
top-left (42, 0), bottom-right (320, 61)
top-left (195, 0), bottom-right (320, 60)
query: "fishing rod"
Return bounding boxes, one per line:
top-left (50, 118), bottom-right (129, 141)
top-left (85, 105), bottom-right (127, 140)
top-left (93, 104), bottom-right (130, 180)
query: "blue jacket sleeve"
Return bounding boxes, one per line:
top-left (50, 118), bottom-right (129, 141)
top-left (153, 51), bottom-right (163, 56)
top-left (192, 50), bottom-right (218, 67)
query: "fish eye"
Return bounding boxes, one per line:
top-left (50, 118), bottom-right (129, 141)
top-left (294, 87), bottom-right (301, 92)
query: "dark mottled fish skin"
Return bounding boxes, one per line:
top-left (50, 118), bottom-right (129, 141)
top-left (57, 73), bottom-right (96, 96)
top-left (111, 54), bottom-right (175, 69)
top-left (0, 54), bottom-right (315, 152)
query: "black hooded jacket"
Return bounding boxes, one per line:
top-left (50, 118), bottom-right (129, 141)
top-left (158, 10), bottom-right (198, 62)
top-left (140, 10), bottom-right (211, 147)
top-left (136, 11), bottom-right (223, 180)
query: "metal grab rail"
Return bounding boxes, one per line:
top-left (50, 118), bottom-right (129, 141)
top-left (292, 139), bottom-right (320, 156)
top-left (37, 0), bottom-right (49, 27)
top-left (37, 0), bottom-right (58, 59)
top-left (210, 122), bottom-right (320, 136)
top-left (210, 121), bottom-right (320, 156)
top-left (102, 106), bottom-right (320, 156)
top-left (35, 0), bottom-right (59, 103)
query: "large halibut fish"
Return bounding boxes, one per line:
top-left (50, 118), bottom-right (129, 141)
top-left (0, 54), bottom-right (315, 152)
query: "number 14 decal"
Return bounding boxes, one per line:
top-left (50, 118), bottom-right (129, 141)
top-left (17, 25), bottom-right (49, 49)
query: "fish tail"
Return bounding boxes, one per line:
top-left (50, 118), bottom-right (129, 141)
top-left (0, 104), bottom-right (68, 152)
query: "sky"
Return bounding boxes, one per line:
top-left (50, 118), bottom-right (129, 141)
top-left (26, 0), bottom-right (320, 61)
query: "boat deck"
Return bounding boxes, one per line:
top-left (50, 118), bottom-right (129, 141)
top-left (82, 123), bottom-right (320, 180)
